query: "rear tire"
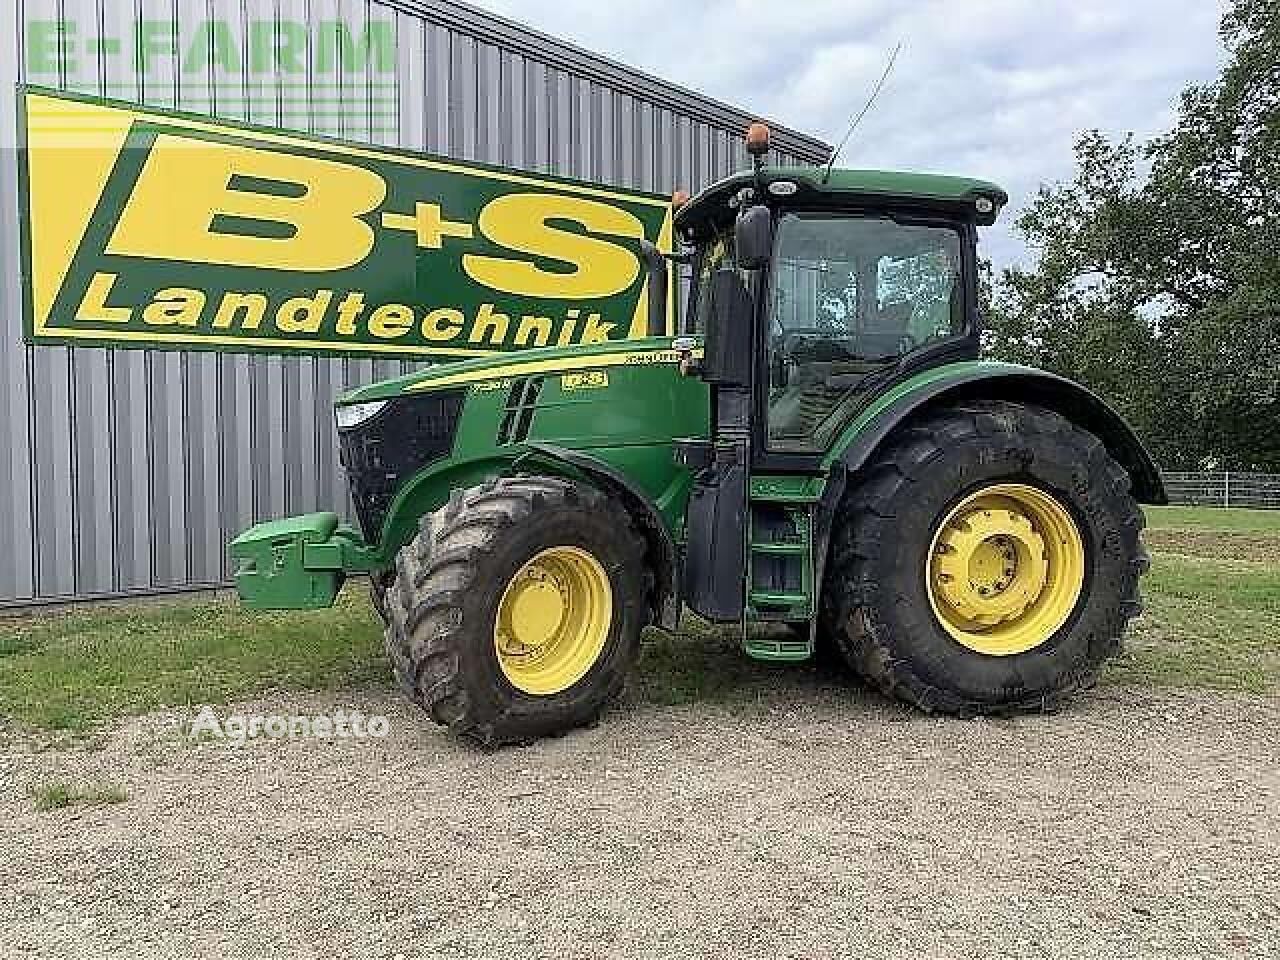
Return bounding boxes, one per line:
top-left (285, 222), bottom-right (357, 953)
top-left (382, 475), bottom-right (648, 747)
top-left (821, 400), bottom-right (1148, 715)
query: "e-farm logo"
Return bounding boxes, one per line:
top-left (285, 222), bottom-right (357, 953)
top-left (24, 15), bottom-right (397, 134)
top-left (20, 89), bottom-right (674, 360)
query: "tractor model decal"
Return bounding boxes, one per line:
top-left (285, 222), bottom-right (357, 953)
top-left (18, 87), bottom-right (674, 360)
top-left (560, 371), bottom-right (610, 391)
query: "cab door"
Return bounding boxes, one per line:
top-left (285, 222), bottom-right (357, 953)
top-left (741, 212), bottom-right (976, 642)
top-left (759, 212), bottom-right (974, 463)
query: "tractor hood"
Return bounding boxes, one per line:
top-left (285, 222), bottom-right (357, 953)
top-left (337, 337), bottom-right (683, 405)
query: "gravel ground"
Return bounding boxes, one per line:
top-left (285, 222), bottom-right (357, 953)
top-left (2, 681), bottom-right (1277, 960)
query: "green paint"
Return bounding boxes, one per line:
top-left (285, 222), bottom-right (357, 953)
top-left (742, 639), bottom-right (813, 662)
top-left (230, 512), bottom-right (375, 610)
top-left (745, 487), bottom-right (816, 640)
top-left (370, 343), bottom-right (710, 564)
top-left (779, 166), bottom-right (1006, 206)
top-left (230, 342), bottom-right (710, 608)
top-left (229, 357), bottom-right (1042, 610)
top-left (339, 336), bottom-right (687, 402)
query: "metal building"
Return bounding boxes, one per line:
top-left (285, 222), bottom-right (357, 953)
top-left (0, 0), bottom-right (829, 606)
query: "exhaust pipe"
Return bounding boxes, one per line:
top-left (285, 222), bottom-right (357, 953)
top-left (638, 240), bottom-right (668, 337)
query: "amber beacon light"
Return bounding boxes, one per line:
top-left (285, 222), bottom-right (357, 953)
top-left (745, 122), bottom-right (771, 156)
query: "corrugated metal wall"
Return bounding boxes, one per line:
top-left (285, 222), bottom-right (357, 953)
top-left (0, 0), bottom-right (829, 606)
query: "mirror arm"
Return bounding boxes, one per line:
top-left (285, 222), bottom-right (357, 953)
top-left (751, 151), bottom-right (767, 202)
top-left (638, 240), bottom-right (669, 337)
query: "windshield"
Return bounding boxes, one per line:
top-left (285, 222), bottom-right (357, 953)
top-left (767, 213), bottom-right (966, 452)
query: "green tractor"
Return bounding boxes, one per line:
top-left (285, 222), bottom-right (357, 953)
top-left (233, 123), bottom-right (1161, 747)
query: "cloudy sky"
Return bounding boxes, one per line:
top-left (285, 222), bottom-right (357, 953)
top-left (471, 0), bottom-right (1228, 271)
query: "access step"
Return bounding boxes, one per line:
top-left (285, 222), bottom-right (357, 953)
top-left (744, 634), bottom-right (812, 662)
top-left (748, 590), bottom-right (810, 607)
top-left (749, 541), bottom-right (808, 555)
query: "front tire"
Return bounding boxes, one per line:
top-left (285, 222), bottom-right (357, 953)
top-left (822, 400), bottom-right (1148, 715)
top-left (382, 475), bottom-right (648, 747)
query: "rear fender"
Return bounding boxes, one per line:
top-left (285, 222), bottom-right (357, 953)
top-left (827, 364), bottom-right (1166, 504)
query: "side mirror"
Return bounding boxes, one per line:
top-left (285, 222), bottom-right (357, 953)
top-left (735, 204), bottom-right (772, 270)
top-left (703, 268), bottom-right (753, 386)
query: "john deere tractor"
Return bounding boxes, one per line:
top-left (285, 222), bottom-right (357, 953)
top-left (233, 123), bottom-right (1161, 747)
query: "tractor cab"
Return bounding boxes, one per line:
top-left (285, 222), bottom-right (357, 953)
top-left (663, 124), bottom-right (1010, 653)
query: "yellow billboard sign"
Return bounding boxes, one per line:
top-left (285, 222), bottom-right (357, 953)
top-left (19, 88), bottom-right (674, 359)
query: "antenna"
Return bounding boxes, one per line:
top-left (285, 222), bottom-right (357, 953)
top-left (822, 41), bottom-right (902, 184)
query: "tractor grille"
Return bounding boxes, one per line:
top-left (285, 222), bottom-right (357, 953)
top-left (337, 390), bottom-right (466, 542)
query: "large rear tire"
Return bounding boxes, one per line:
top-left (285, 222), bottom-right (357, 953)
top-left (381, 475), bottom-right (648, 747)
top-left (821, 400), bottom-right (1148, 715)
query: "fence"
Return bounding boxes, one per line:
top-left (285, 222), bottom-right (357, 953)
top-left (1161, 472), bottom-right (1280, 510)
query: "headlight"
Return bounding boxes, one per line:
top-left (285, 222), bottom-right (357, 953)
top-left (335, 400), bottom-right (389, 431)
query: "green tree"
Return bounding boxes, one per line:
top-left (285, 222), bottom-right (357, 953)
top-left (986, 0), bottom-right (1279, 471)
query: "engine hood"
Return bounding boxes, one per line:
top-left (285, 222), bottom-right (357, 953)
top-left (337, 337), bottom-right (686, 405)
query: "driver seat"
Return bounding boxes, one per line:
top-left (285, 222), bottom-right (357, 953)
top-left (855, 301), bottom-right (913, 359)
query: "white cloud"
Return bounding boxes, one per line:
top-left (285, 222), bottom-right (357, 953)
top-left (469, 0), bottom-right (1227, 271)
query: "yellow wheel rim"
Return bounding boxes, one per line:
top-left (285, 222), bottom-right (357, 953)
top-left (926, 483), bottom-right (1085, 656)
top-left (494, 546), bottom-right (613, 695)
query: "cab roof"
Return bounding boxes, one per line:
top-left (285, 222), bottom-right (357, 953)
top-left (674, 165), bottom-right (1009, 238)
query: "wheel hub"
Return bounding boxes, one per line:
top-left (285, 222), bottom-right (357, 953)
top-left (494, 546), bottom-right (613, 695)
top-left (925, 483), bottom-right (1085, 657)
top-left (502, 567), bottom-right (567, 653)
top-left (932, 506), bottom-right (1048, 627)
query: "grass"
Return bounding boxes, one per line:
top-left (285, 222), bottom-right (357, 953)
top-left (0, 590), bottom-right (385, 733)
top-left (29, 780), bottom-right (128, 812)
top-left (1110, 557), bottom-right (1280, 694)
top-left (1144, 505), bottom-right (1280, 533)
top-left (1143, 553), bottom-right (1280, 614)
top-left (0, 506), bottom-right (1276, 738)
top-left (1106, 507), bottom-right (1280, 692)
